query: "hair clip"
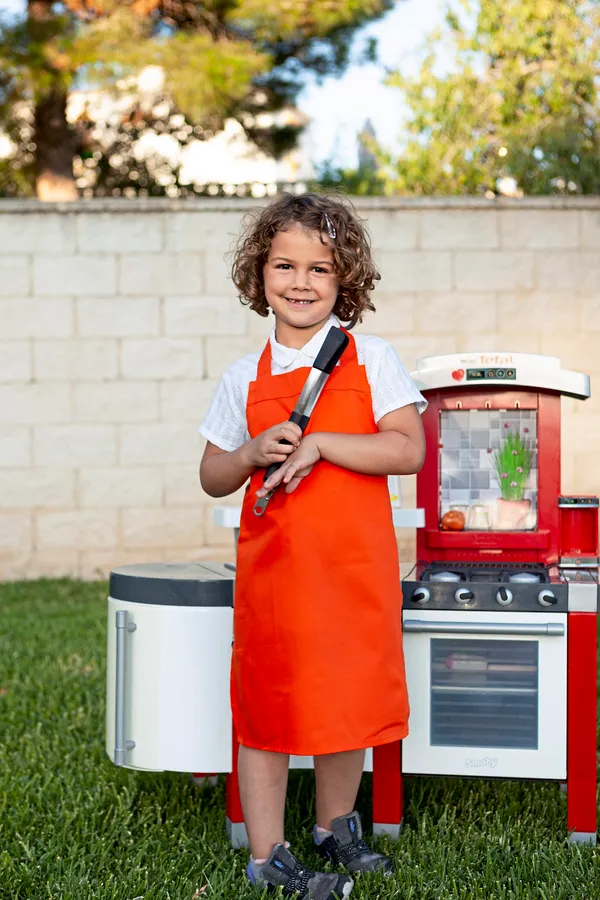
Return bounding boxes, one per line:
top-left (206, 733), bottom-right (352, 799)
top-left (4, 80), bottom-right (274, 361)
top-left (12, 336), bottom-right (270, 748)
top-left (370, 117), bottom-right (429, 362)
top-left (323, 214), bottom-right (337, 240)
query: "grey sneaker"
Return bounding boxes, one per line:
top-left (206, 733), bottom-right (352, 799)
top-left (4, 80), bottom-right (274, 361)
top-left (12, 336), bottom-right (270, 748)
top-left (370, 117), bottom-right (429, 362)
top-left (247, 843), bottom-right (354, 899)
top-left (315, 811), bottom-right (393, 875)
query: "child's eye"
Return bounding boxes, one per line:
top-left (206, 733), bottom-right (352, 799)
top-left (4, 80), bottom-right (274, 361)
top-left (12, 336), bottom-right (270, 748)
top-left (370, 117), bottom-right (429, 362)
top-left (275, 263), bottom-right (291, 269)
top-left (313, 267), bottom-right (329, 274)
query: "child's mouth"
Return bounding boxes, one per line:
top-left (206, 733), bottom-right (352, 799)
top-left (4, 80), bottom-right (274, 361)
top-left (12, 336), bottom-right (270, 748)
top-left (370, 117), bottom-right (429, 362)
top-left (285, 297), bottom-right (315, 306)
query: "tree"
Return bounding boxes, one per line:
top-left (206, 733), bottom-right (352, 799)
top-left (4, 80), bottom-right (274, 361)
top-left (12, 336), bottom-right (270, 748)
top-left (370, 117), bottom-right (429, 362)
top-left (342, 0), bottom-right (600, 196)
top-left (0, 0), bottom-right (394, 200)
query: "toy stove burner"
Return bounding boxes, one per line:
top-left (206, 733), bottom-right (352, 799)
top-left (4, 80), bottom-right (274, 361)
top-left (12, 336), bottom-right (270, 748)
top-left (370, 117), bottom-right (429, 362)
top-left (419, 562), bottom-right (550, 584)
top-left (405, 561), bottom-right (566, 612)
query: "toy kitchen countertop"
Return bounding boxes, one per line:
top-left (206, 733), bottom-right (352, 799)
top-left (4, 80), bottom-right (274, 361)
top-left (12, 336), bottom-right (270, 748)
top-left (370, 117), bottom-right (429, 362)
top-left (212, 505), bottom-right (425, 530)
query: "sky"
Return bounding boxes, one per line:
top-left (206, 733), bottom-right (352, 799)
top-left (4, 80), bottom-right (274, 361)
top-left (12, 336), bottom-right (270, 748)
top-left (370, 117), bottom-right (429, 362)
top-left (0, 0), bottom-right (444, 169)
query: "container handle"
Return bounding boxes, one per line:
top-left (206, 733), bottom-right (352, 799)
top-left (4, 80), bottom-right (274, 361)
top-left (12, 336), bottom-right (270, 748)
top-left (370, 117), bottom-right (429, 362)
top-left (114, 609), bottom-right (137, 765)
top-left (403, 620), bottom-right (565, 637)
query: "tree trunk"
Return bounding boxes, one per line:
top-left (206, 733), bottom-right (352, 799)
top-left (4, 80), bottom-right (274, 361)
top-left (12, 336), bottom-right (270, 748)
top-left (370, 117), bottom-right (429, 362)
top-left (29, 0), bottom-right (78, 201)
top-left (34, 89), bottom-right (78, 201)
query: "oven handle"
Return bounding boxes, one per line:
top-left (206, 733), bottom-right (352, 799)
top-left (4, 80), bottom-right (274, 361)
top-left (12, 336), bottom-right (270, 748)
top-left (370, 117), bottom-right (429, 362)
top-left (403, 620), bottom-right (565, 637)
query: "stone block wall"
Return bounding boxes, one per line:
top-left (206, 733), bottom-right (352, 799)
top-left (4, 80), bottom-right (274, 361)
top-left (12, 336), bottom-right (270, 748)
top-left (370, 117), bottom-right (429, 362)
top-left (0, 197), bottom-right (599, 579)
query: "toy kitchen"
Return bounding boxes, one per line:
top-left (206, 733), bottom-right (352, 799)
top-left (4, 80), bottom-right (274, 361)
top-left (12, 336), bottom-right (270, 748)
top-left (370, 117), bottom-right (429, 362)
top-left (400, 351), bottom-right (598, 844)
top-left (105, 350), bottom-right (598, 848)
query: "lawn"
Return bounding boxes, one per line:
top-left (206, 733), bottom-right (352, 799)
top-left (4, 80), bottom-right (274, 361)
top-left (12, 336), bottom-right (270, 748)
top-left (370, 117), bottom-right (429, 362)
top-left (1, 580), bottom-right (599, 900)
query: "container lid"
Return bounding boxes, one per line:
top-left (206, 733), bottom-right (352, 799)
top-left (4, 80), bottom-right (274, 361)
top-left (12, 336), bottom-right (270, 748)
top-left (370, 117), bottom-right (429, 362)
top-left (109, 562), bottom-right (234, 607)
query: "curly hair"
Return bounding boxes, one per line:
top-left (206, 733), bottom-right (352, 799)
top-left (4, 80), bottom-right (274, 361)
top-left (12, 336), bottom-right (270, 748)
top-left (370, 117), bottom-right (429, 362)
top-left (231, 192), bottom-right (380, 329)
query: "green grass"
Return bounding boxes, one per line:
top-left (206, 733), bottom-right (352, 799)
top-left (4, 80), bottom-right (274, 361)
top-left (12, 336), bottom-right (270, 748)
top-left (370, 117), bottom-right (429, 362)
top-left (1, 580), bottom-right (599, 900)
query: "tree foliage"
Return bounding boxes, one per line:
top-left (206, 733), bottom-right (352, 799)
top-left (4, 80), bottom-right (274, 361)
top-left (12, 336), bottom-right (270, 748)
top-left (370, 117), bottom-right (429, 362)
top-left (0, 0), bottom-right (394, 198)
top-left (331, 0), bottom-right (600, 196)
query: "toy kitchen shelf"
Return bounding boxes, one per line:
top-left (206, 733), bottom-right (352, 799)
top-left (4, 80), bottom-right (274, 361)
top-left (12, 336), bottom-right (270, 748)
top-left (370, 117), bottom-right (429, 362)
top-left (212, 505), bottom-right (425, 531)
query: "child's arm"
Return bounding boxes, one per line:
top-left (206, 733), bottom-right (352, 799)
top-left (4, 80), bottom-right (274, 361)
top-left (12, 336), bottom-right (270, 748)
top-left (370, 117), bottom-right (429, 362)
top-left (200, 420), bottom-right (303, 498)
top-left (257, 404), bottom-right (425, 497)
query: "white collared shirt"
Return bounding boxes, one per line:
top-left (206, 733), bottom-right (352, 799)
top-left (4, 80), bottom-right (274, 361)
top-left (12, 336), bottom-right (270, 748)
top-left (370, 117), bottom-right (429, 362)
top-left (199, 315), bottom-right (427, 452)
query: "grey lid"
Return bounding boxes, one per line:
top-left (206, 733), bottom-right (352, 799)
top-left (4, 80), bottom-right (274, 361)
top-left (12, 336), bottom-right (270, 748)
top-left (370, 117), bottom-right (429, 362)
top-left (109, 561), bottom-right (234, 607)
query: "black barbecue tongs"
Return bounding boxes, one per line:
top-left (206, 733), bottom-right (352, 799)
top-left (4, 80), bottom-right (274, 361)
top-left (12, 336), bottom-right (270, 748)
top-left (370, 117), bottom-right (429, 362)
top-left (253, 326), bottom-right (350, 516)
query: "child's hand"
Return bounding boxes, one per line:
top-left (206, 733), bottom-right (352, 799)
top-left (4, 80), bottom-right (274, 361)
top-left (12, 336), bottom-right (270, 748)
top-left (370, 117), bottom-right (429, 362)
top-left (245, 420), bottom-right (303, 468)
top-left (256, 436), bottom-right (321, 497)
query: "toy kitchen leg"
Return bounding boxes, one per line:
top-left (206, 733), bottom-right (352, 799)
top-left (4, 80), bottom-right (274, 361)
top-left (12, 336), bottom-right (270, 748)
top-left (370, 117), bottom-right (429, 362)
top-left (567, 612), bottom-right (597, 844)
top-left (226, 725), bottom-right (249, 847)
top-left (372, 740), bottom-right (403, 838)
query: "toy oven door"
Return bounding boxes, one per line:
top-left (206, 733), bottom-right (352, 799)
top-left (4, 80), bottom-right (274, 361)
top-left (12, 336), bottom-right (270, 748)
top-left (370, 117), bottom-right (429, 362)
top-left (401, 610), bottom-right (567, 781)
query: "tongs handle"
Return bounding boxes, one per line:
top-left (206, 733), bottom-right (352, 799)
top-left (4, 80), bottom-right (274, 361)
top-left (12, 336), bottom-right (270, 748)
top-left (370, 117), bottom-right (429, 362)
top-left (263, 410), bottom-right (309, 484)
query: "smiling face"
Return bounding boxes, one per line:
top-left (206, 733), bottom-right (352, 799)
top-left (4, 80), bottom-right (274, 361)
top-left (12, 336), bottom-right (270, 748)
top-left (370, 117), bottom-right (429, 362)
top-left (263, 224), bottom-right (339, 347)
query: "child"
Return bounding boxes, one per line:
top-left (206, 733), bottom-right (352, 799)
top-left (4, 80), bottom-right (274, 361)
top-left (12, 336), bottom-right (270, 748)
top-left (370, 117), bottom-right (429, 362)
top-left (199, 192), bottom-right (426, 899)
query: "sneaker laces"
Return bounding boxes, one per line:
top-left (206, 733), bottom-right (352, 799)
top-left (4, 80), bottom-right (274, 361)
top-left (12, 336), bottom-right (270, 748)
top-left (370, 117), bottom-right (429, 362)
top-left (334, 837), bottom-right (373, 866)
top-left (285, 861), bottom-right (313, 895)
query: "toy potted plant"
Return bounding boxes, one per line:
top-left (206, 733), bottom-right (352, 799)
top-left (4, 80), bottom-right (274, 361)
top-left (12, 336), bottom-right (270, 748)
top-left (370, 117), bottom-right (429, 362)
top-left (493, 429), bottom-right (533, 530)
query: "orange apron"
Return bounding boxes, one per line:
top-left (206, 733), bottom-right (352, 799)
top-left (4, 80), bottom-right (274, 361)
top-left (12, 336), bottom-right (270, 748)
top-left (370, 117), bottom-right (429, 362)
top-left (232, 332), bottom-right (409, 755)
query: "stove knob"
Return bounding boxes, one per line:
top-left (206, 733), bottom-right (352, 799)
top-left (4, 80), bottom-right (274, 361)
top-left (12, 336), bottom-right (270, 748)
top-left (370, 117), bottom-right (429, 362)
top-left (496, 587), bottom-right (513, 606)
top-left (411, 587), bottom-right (430, 604)
top-left (538, 589), bottom-right (558, 607)
top-left (455, 588), bottom-right (475, 605)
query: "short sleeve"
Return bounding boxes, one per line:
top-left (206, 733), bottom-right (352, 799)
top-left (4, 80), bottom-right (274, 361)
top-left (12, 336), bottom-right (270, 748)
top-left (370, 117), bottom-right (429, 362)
top-left (361, 337), bottom-right (428, 422)
top-left (198, 367), bottom-right (251, 452)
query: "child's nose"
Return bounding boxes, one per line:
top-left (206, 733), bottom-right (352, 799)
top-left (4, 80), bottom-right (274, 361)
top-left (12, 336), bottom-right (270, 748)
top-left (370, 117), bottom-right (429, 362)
top-left (292, 269), bottom-right (310, 289)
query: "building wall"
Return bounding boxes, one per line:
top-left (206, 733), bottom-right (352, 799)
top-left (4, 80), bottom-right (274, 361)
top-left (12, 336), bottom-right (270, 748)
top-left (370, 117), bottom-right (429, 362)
top-left (1, 197), bottom-right (599, 579)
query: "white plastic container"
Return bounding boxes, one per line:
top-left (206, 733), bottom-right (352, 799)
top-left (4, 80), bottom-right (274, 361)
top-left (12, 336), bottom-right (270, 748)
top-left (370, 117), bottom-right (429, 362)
top-left (105, 562), bottom-right (234, 774)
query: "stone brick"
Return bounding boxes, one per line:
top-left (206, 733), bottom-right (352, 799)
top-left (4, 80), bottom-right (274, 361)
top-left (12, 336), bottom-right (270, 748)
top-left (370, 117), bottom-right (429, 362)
top-left (580, 211), bottom-right (600, 248)
top-left (34, 340), bottom-right (118, 381)
top-left (165, 463), bottom-right (213, 506)
top-left (354, 293), bottom-right (415, 336)
top-left (0, 298), bottom-right (74, 338)
top-left (164, 211), bottom-right (243, 252)
top-left (533, 252), bottom-right (581, 291)
top-left (0, 257), bottom-right (30, 296)
top-left (0, 384), bottom-right (71, 424)
top-left (80, 548), bottom-right (166, 580)
top-left (499, 210), bottom-right (579, 249)
top-left (0, 512), bottom-right (32, 551)
top-left (205, 336), bottom-right (264, 379)
top-left (248, 310), bottom-right (274, 337)
top-left (34, 255), bottom-right (117, 296)
top-left (578, 252), bottom-right (600, 293)
top-left (378, 251), bottom-right (453, 292)
top-left (119, 423), bottom-right (202, 465)
top-left (80, 467), bottom-right (163, 507)
top-left (414, 293), bottom-right (496, 334)
top-left (34, 425), bottom-right (117, 467)
top-left (385, 335), bottom-right (459, 372)
top-left (77, 212), bottom-right (163, 253)
top-left (203, 251), bottom-right (234, 295)
top-left (0, 342), bottom-right (31, 381)
top-left (0, 550), bottom-right (79, 581)
top-left (367, 211), bottom-right (419, 251)
top-left (0, 426), bottom-right (31, 467)
top-left (120, 338), bottom-right (203, 380)
top-left (538, 332), bottom-right (600, 372)
top-left (0, 469), bottom-right (75, 508)
top-left (74, 382), bottom-right (159, 422)
top-left (0, 213), bottom-right (76, 253)
top-left (454, 251), bottom-right (534, 291)
top-left (571, 451), bottom-right (600, 494)
top-left (421, 210), bottom-right (498, 249)
top-left (163, 295), bottom-right (247, 336)
top-left (160, 380), bottom-right (219, 422)
top-left (36, 509), bottom-right (119, 549)
top-left (454, 331), bottom-right (541, 355)
top-left (496, 292), bottom-right (577, 333)
top-left (161, 545), bottom-right (231, 563)
top-left (581, 297), bottom-right (600, 331)
top-left (122, 507), bottom-right (205, 548)
top-left (119, 253), bottom-right (202, 296)
top-left (76, 297), bottom-right (160, 338)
